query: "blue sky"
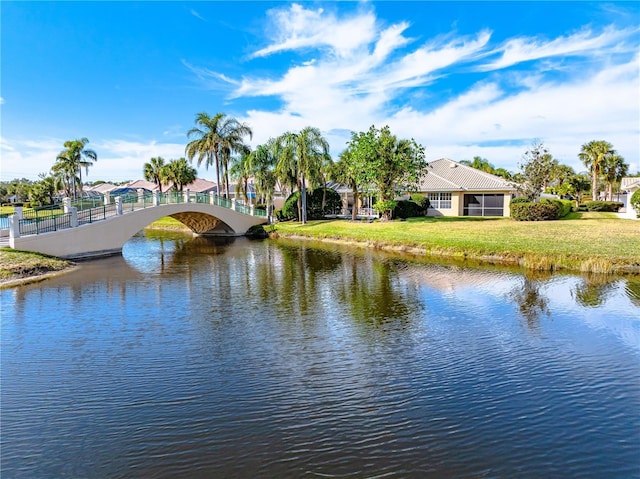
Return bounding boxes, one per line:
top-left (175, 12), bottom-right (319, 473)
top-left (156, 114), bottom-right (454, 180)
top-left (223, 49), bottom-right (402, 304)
top-left (2, 1), bottom-right (639, 183)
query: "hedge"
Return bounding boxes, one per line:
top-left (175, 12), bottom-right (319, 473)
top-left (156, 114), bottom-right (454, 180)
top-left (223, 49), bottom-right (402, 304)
top-left (540, 198), bottom-right (573, 218)
top-left (581, 201), bottom-right (624, 212)
top-left (276, 187), bottom-right (342, 221)
top-left (393, 199), bottom-right (426, 219)
top-left (511, 202), bottom-right (560, 221)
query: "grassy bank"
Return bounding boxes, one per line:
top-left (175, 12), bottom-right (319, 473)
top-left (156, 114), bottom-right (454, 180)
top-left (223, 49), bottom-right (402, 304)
top-left (144, 216), bottom-right (191, 230)
top-left (271, 213), bottom-right (640, 274)
top-left (0, 248), bottom-right (74, 287)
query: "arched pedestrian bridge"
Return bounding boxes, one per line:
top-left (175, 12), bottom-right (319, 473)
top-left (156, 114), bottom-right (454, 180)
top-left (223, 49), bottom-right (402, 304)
top-left (7, 191), bottom-right (268, 259)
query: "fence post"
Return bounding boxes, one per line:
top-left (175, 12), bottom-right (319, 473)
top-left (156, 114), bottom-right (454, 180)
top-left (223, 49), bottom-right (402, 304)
top-left (13, 206), bottom-right (23, 220)
top-left (104, 192), bottom-right (110, 206)
top-left (137, 189), bottom-right (144, 206)
top-left (184, 189), bottom-right (191, 203)
top-left (153, 190), bottom-right (160, 206)
top-left (8, 214), bottom-right (19, 241)
top-left (231, 198), bottom-right (236, 211)
top-left (209, 191), bottom-right (215, 205)
top-left (63, 197), bottom-right (72, 213)
top-left (250, 205), bottom-right (255, 216)
top-left (115, 196), bottom-right (123, 215)
top-left (70, 206), bottom-right (78, 227)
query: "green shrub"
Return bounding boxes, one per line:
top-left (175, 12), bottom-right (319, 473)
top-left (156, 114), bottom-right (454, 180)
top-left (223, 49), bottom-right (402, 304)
top-left (582, 201), bottom-right (623, 212)
top-left (279, 187), bottom-right (342, 221)
top-left (540, 198), bottom-right (573, 218)
top-left (511, 202), bottom-right (560, 221)
top-left (393, 199), bottom-right (425, 219)
top-left (510, 196), bottom-right (530, 205)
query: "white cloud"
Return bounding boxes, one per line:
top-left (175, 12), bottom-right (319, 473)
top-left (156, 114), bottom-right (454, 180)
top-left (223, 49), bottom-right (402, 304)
top-left (224, 5), bottom-right (638, 173)
top-left (252, 3), bottom-right (377, 58)
top-left (0, 97), bottom-right (5, 105)
top-left (481, 26), bottom-right (638, 71)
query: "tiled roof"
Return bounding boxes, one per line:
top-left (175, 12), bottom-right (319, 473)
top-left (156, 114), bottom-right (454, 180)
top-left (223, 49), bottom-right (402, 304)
top-left (621, 177), bottom-right (640, 190)
top-left (417, 158), bottom-right (515, 192)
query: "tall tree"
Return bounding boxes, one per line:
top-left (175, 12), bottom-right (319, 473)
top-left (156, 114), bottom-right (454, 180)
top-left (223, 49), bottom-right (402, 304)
top-left (185, 112), bottom-right (252, 199)
top-left (601, 153), bottom-right (628, 201)
top-left (55, 138), bottom-right (97, 199)
top-left (331, 148), bottom-right (365, 221)
top-left (275, 126), bottom-right (331, 224)
top-left (345, 125), bottom-right (426, 221)
top-left (186, 112), bottom-right (224, 197)
top-left (143, 157), bottom-right (167, 192)
top-left (164, 158), bottom-right (196, 192)
top-left (578, 140), bottom-right (615, 200)
top-left (518, 141), bottom-right (556, 201)
top-left (230, 152), bottom-right (252, 203)
top-left (218, 118), bottom-right (252, 199)
top-left (249, 142), bottom-right (278, 217)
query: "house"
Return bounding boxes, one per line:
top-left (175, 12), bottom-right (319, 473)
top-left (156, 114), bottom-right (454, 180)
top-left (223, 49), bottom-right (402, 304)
top-left (416, 158), bottom-right (516, 217)
top-left (620, 177), bottom-right (640, 219)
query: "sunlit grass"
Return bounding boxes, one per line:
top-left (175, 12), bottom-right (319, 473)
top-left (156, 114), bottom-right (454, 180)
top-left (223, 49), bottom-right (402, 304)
top-left (0, 248), bottom-right (72, 283)
top-left (272, 213), bottom-right (640, 273)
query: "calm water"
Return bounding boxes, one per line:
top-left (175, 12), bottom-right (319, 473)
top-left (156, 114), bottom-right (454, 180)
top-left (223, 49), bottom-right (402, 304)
top-left (1, 231), bottom-right (639, 478)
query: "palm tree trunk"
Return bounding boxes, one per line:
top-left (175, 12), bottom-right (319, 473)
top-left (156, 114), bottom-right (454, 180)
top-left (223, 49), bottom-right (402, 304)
top-left (300, 176), bottom-right (307, 224)
top-left (214, 151), bottom-right (222, 198)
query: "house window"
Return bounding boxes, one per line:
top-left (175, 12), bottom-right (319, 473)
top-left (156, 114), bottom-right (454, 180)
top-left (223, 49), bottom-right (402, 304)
top-left (427, 192), bottom-right (452, 209)
top-left (463, 194), bottom-right (504, 216)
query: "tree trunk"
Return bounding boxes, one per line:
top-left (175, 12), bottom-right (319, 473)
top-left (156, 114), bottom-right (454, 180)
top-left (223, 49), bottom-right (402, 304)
top-left (352, 189), bottom-right (359, 221)
top-left (214, 151), bottom-right (222, 198)
top-left (300, 175), bottom-right (307, 224)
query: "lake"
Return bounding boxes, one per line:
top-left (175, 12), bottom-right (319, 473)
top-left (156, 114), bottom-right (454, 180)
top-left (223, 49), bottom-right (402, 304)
top-left (1, 230), bottom-right (639, 478)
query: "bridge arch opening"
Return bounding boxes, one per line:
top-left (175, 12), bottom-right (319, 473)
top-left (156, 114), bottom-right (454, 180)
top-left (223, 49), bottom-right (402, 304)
top-left (168, 212), bottom-right (236, 235)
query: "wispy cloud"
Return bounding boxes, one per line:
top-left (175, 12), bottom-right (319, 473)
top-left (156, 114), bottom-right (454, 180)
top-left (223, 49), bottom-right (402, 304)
top-left (251, 3), bottom-right (377, 58)
top-left (190, 9), bottom-right (206, 22)
top-left (480, 25), bottom-right (639, 71)
top-left (223, 4), bottom-right (638, 172)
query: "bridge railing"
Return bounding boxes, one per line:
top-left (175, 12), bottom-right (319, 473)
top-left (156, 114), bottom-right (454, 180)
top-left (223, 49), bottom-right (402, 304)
top-left (18, 212), bottom-right (73, 235)
top-left (11, 189), bottom-right (267, 238)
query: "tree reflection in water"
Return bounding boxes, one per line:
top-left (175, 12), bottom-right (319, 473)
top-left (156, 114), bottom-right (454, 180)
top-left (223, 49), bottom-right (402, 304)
top-left (508, 271), bottom-right (551, 331)
top-left (572, 274), bottom-right (618, 308)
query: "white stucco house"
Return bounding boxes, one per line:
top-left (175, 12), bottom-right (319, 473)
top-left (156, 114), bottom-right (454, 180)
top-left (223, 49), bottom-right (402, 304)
top-left (620, 177), bottom-right (640, 219)
top-left (416, 158), bottom-right (516, 217)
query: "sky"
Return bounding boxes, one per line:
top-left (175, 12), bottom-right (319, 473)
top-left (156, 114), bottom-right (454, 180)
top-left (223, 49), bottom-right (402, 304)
top-left (1, 1), bottom-right (639, 184)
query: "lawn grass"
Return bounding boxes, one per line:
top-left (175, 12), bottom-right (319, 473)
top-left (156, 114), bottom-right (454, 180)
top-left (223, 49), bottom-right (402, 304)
top-left (0, 248), bottom-right (73, 286)
top-left (271, 212), bottom-right (640, 274)
top-left (145, 216), bottom-right (190, 230)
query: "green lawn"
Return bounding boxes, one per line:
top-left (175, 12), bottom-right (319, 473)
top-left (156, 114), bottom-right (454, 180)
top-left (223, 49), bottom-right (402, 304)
top-left (0, 248), bottom-right (73, 284)
top-left (271, 212), bottom-right (640, 273)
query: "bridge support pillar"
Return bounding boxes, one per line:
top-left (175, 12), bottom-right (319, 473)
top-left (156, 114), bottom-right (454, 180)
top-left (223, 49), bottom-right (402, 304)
top-left (153, 191), bottom-right (160, 206)
top-left (9, 214), bottom-right (19, 241)
top-left (63, 197), bottom-right (72, 213)
top-left (115, 196), bottom-right (123, 215)
top-left (184, 189), bottom-right (191, 203)
top-left (70, 207), bottom-right (78, 227)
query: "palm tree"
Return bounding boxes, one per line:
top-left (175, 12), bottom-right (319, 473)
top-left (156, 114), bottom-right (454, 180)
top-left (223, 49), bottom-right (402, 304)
top-left (461, 156), bottom-right (495, 174)
top-left (164, 158), bottom-right (196, 192)
top-left (186, 112), bottom-right (252, 199)
top-left (578, 140), bottom-right (615, 200)
top-left (601, 153), bottom-right (628, 201)
top-left (275, 127), bottom-right (330, 224)
top-left (186, 112), bottom-right (224, 196)
top-left (230, 152), bottom-right (252, 203)
top-left (143, 157), bottom-right (167, 192)
top-left (249, 142), bottom-right (278, 218)
top-left (51, 153), bottom-right (79, 198)
top-left (218, 118), bottom-right (252, 199)
top-left (55, 138), bottom-right (98, 199)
